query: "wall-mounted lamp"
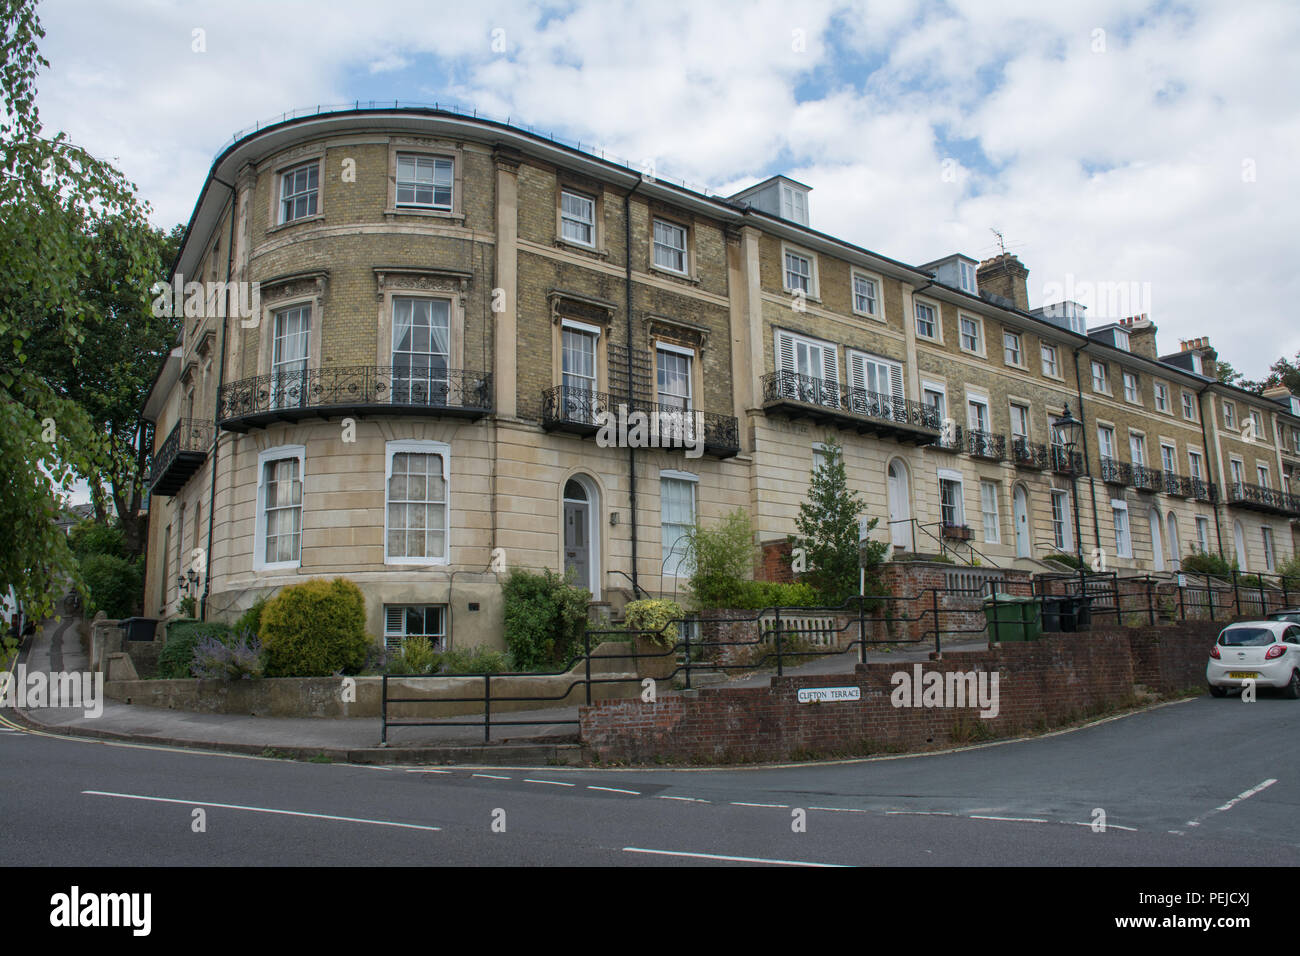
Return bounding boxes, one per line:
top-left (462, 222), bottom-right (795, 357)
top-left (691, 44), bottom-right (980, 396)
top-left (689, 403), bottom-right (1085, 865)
top-left (609, 512), bottom-right (619, 526)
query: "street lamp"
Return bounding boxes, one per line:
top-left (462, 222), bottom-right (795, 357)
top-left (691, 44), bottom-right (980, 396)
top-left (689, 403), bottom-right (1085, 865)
top-left (1054, 403), bottom-right (1088, 612)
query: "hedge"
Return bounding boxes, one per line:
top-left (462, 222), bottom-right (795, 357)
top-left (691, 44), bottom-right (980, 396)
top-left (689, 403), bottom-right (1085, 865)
top-left (258, 578), bottom-right (370, 677)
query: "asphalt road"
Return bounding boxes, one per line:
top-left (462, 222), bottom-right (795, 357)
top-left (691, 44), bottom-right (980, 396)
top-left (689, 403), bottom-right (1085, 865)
top-left (3, 687), bottom-right (1297, 867)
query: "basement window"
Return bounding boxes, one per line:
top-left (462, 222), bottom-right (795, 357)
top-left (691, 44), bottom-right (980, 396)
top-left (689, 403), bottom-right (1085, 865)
top-left (384, 604), bottom-right (447, 654)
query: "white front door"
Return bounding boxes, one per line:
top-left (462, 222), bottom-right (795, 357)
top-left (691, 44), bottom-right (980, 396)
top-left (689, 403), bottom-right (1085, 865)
top-left (887, 462), bottom-right (912, 550)
top-left (1013, 485), bottom-right (1031, 558)
top-left (1149, 508), bottom-right (1165, 572)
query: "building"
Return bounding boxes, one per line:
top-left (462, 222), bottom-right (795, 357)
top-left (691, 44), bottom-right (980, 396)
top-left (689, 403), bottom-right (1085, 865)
top-left (139, 106), bottom-right (1300, 652)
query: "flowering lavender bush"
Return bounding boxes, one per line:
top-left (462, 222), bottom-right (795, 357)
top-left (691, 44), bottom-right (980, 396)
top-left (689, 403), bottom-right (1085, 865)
top-left (191, 629), bottom-right (265, 681)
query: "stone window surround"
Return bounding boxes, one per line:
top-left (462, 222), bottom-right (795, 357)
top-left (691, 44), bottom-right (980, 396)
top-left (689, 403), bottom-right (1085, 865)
top-left (1002, 328), bottom-right (1025, 369)
top-left (255, 272), bottom-right (329, 379)
top-left (253, 443), bottom-right (306, 574)
top-left (654, 339), bottom-right (701, 410)
top-left (659, 469), bottom-right (699, 579)
top-left (850, 268), bottom-right (884, 321)
top-left (913, 294), bottom-right (942, 343)
top-left (649, 208), bottom-right (699, 284)
top-left (1091, 359), bottom-right (1110, 395)
top-left (1122, 370), bottom-right (1143, 406)
top-left (1153, 380), bottom-right (1172, 414)
top-left (555, 176), bottom-right (608, 257)
top-left (779, 241), bottom-right (820, 301)
top-left (937, 467), bottom-right (965, 526)
top-left (384, 138), bottom-right (467, 221)
top-left (1007, 397), bottom-right (1032, 439)
top-left (384, 439), bottom-right (451, 567)
top-left (963, 383), bottom-right (991, 432)
top-left (550, 290), bottom-right (616, 396)
top-left (373, 267), bottom-right (470, 375)
top-left (957, 311), bottom-right (985, 358)
top-left (1040, 341), bottom-right (1063, 381)
top-left (266, 148), bottom-right (325, 234)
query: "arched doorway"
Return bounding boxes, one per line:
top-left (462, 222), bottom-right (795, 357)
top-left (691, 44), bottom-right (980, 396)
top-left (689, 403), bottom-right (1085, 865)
top-left (563, 476), bottom-right (601, 596)
top-left (1013, 484), bottom-right (1031, 558)
top-left (1148, 507), bottom-right (1165, 572)
top-left (1234, 520), bottom-right (1248, 571)
top-left (886, 459), bottom-right (913, 551)
top-left (1166, 512), bottom-right (1180, 571)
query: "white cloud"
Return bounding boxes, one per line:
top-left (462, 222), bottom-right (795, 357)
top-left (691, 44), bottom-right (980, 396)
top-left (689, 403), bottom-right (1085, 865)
top-left (32, 0), bottom-right (1300, 377)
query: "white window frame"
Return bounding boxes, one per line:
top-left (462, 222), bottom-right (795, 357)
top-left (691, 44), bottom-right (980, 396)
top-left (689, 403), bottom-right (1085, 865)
top-left (851, 270), bottom-right (881, 318)
top-left (1154, 381), bottom-right (1170, 413)
top-left (1195, 516), bottom-right (1210, 553)
top-left (914, 297), bottom-right (939, 340)
top-left (1129, 432), bottom-right (1147, 467)
top-left (1041, 343), bottom-right (1060, 378)
top-left (254, 444), bottom-right (306, 572)
top-left (1257, 464), bottom-right (1270, 489)
top-left (848, 349), bottom-right (903, 401)
top-left (1113, 328), bottom-right (1130, 352)
top-left (1112, 498), bottom-right (1133, 558)
top-left (1223, 401), bottom-right (1236, 429)
top-left (1181, 391), bottom-right (1197, 421)
top-left (1097, 424), bottom-right (1116, 460)
top-left (1188, 449), bottom-right (1204, 481)
top-left (958, 314), bottom-right (983, 355)
top-left (782, 246), bottom-right (818, 297)
top-left (655, 341), bottom-right (694, 410)
top-left (1009, 402), bottom-right (1030, 440)
top-left (980, 480), bottom-right (1000, 544)
top-left (1123, 370), bottom-right (1140, 404)
top-left (278, 161), bottom-right (319, 224)
top-left (1262, 526), bottom-right (1276, 573)
top-left (560, 188), bottom-right (596, 247)
top-left (958, 260), bottom-right (978, 294)
top-left (775, 328), bottom-right (838, 392)
top-left (384, 439), bottom-right (451, 566)
top-left (652, 218), bottom-right (689, 275)
top-left (383, 604), bottom-right (448, 653)
top-left (1003, 330), bottom-right (1023, 367)
top-left (395, 152), bottom-right (454, 210)
top-left (1160, 442), bottom-right (1177, 474)
top-left (938, 468), bottom-right (965, 527)
top-left (780, 183), bottom-right (808, 224)
top-left (922, 380), bottom-right (947, 419)
top-left (660, 470), bottom-right (698, 578)
top-left (1051, 489), bottom-right (1072, 551)
top-left (1092, 360), bottom-right (1108, 394)
top-left (1250, 409), bottom-right (1264, 441)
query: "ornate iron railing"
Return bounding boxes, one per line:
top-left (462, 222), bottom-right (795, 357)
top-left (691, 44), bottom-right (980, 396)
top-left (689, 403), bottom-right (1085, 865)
top-left (1100, 457), bottom-right (1131, 485)
top-left (1192, 477), bottom-right (1217, 502)
top-left (1011, 437), bottom-right (1048, 470)
top-left (1132, 463), bottom-right (1163, 493)
top-left (539, 386), bottom-right (740, 454)
top-left (1163, 471), bottom-right (1191, 497)
top-left (1050, 446), bottom-right (1084, 474)
top-left (761, 371), bottom-right (940, 432)
top-left (1227, 481), bottom-right (1300, 516)
top-left (147, 418), bottom-right (213, 491)
top-left (931, 423), bottom-right (963, 452)
top-left (218, 366), bottom-right (492, 424)
top-left (967, 430), bottom-right (1006, 461)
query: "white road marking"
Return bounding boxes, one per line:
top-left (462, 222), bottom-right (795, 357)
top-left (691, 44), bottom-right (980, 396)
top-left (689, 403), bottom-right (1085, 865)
top-left (587, 785), bottom-right (640, 795)
top-left (1066, 821), bottom-right (1138, 832)
top-left (885, 810), bottom-right (954, 816)
top-left (969, 814), bottom-right (1048, 823)
top-left (809, 806), bottom-right (869, 814)
top-left (523, 778), bottom-right (575, 787)
top-left (623, 847), bottom-right (844, 867)
top-left (405, 768), bottom-right (453, 774)
top-left (1216, 778), bottom-right (1277, 812)
top-left (82, 790), bottom-right (441, 831)
top-left (472, 773), bottom-right (512, 780)
top-left (730, 801), bottom-right (790, 808)
top-left (657, 795), bottom-right (710, 803)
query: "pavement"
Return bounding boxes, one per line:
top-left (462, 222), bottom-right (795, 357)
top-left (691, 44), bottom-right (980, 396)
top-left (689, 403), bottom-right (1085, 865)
top-left (7, 611), bottom-right (991, 764)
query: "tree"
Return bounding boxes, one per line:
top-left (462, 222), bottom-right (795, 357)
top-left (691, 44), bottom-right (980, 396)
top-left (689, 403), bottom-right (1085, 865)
top-left (0, 0), bottom-right (157, 621)
top-left (1217, 352), bottom-right (1300, 397)
top-left (788, 436), bottom-right (884, 604)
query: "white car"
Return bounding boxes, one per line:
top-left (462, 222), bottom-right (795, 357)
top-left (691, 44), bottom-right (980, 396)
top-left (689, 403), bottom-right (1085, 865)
top-left (1207, 620), bottom-right (1300, 698)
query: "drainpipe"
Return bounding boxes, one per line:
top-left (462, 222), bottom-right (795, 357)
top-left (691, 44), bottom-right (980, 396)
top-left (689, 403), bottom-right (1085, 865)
top-left (625, 178), bottom-right (641, 594)
top-left (200, 178), bottom-right (238, 621)
top-left (1196, 383), bottom-right (1226, 559)
top-left (1071, 346), bottom-right (1103, 553)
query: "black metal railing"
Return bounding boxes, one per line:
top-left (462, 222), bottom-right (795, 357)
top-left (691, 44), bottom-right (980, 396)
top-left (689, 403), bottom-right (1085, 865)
top-left (1012, 437), bottom-right (1048, 470)
top-left (1227, 481), bottom-right (1300, 516)
top-left (1132, 464), bottom-right (1163, 493)
top-left (1163, 471), bottom-right (1191, 497)
top-left (1050, 446), bottom-right (1084, 474)
top-left (1100, 457), bottom-right (1131, 485)
top-left (967, 430), bottom-right (1006, 461)
top-left (930, 423), bottom-right (963, 452)
top-left (218, 366), bottom-right (492, 426)
top-left (147, 418), bottom-right (214, 494)
top-left (761, 370), bottom-right (940, 433)
top-left (539, 386), bottom-right (741, 455)
top-left (1193, 478), bottom-right (1218, 503)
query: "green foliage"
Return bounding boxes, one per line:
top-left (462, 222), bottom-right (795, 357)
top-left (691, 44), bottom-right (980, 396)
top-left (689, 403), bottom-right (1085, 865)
top-left (68, 520), bottom-right (125, 559)
top-left (177, 595), bottom-right (197, 618)
top-left (684, 508), bottom-right (757, 610)
top-left (892, 551), bottom-right (955, 564)
top-left (731, 580), bottom-right (821, 610)
top-left (79, 552), bottom-right (142, 619)
top-left (156, 620), bottom-right (230, 679)
top-left (233, 596), bottom-right (268, 638)
top-left (502, 568), bottom-right (590, 669)
top-left (1043, 553), bottom-right (1084, 570)
top-left (1279, 555), bottom-right (1300, 589)
top-left (623, 599), bottom-right (683, 647)
top-left (385, 635), bottom-right (439, 675)
top-left (1182, 549), bottom-right (1232, 577)
top-left (440, 645), bottom-right (512, 674)
top-left (191, 629), bottom-right (264, 681)
top-left (258, 578), bottom-right (369, 677)
top-left (790, 436), bottom-right (884, 605)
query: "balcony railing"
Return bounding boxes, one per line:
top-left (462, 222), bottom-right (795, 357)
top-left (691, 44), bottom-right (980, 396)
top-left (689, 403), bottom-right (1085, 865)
top-left (1011, 437), bottom-right (1048, 470)
top-left (967, 430), bottom-right (1006, 462)
top-left (1100, 457), bottom-right (1131, 486)
top-left (217, 366), bottom-right (492, 431)
top-left (1132, 463), bottom-right (1163, 493)
top-left (147, 418), bottom-right (214, 496)
top-left (1192, 477), bottom-right (1217, 503)
top-left (1050, 446), bottom-right (1084, 474)
top-left (761, 370), bottom-right (940, 444)
top-left (539, 386), bottom-right (740, 457)
top-left (1163, 471), bottom-right (1191, 497)
top-left (1226, 481), bottom-right (1300, 517)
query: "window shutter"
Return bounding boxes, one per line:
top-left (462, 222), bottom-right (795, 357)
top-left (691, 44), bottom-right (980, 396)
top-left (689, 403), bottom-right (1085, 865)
top-left (777, 332), bottom-right (795, 374)
top-left (385, 606), bottom-right (405, 635)
top-left (821, 344), bottom-right (839, 389)
top-left (888, 362), bottom-right (903, 402)
top-left (848, 352), bottom-right (866, 392)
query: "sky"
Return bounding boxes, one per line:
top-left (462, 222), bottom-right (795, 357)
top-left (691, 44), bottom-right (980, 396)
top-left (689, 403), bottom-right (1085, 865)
top-left (33, 0), bottom-right (1300, 382)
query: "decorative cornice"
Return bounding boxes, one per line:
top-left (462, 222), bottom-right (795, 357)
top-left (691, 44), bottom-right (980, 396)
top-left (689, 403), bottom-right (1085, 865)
top-left (643, 313), bottom-right (710, 350)
top-left (374, 267), bottom-right (472, 305)
top-left (548, 288), bottom-right (618, 326)
top-left (259, 269), bottom-right (329, 303)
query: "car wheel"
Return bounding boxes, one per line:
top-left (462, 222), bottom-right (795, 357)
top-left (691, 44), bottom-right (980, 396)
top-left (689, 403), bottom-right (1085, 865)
top-left (1285, 670), bottom-right (1300, 700)
top-left (1208, 684), bottom-right (1228, 698)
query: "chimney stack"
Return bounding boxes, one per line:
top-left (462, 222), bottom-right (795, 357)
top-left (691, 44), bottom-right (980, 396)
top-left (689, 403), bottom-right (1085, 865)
top-left (1119, 313), bottom-right (1157, 359)
top-left (976, 254), bottom-right (1030, 312)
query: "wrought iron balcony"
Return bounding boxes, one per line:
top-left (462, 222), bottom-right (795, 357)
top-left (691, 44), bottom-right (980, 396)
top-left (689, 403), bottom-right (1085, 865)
top-left (1163, 471), bottom-right (1191, 497)
top-left (1226, 481), bottom-right (1300, 517)
top-left (148, 418), bottom-right (213, 496)
top-left (1191, 477), bottom-right (1217, 503)
top-left (1050, 446), bottom-right (1084, 474)
top-left (930, 422), bottom-right (963, 453)
top-left (1132, 464), bottom-right (1163, 493)
top-left (761, 370), bottom-right (939, 445)
top-left (1011, 437), bottom-right (1048, 470)
top-left (1100, 457), bottom-right (1131, 486)
top-left (967, 430), bottom-right (1006, 462)
top-left (217, 366), bottom-right (491, 432)
top-left (539, 386), bottom-right (740, 458)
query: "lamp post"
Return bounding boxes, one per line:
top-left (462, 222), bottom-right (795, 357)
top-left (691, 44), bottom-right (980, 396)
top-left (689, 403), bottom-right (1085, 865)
top-left (1054, 403), bottom-right (1087, 604)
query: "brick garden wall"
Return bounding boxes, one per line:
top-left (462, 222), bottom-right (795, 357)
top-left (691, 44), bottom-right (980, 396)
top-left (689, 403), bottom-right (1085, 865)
top-left (579, 620), bottom-right (1227, 764)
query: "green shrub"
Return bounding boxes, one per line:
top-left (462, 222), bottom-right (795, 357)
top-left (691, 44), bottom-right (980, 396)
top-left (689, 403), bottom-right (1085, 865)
top-left (685, 509), bottom-right (757, 610)
top-left (191, 630), bottom-right (264, 681)
top-left (178, 595), bottom-right (197, 618)
top-left (259, 578), bottom-right (369, 677)
top-left (624, 599), bottom-right (683, 646)
top-left (68, 520), bottom-right (125, 560)
top-left (732, 580), bottom-right (821, 609)
top-left (233, 596), bottom-right (269, 638)
top-left (80, 553), bottom-right (143, 619)
top-left (1277, 555), bottom-right (1300, 589)
top-left (441, 645), bottom-right (512, 674)
top-left (157, 620), bottom-right (232, 679)
top-left (1182, 549), bottom-right (1232, 577)
top-left (1043, 553), bottom-right (1084, 570)
top-left (385, 635), bottom-right (439, 675)
top-left (502, 568), bottom-right (589, 669)
top-left (891, 551), bottom-right (955, 564)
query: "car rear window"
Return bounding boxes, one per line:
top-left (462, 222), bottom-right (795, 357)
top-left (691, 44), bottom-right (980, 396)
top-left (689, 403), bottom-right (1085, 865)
top-left (1219, 627), bottom-right (1276, 646)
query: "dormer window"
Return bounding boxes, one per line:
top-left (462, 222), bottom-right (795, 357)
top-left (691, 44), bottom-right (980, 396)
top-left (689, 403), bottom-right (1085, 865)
top-left (958, 261), bottom-right (978, 294)
top-left (1113, 328), bottom-right (1130, 352)
top-left (780, 183), bottom-right (808, 225)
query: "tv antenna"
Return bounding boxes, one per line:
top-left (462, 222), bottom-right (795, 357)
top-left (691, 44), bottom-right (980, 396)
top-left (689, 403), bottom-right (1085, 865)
top-left (990, 228), bottom-right (1008, 256)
